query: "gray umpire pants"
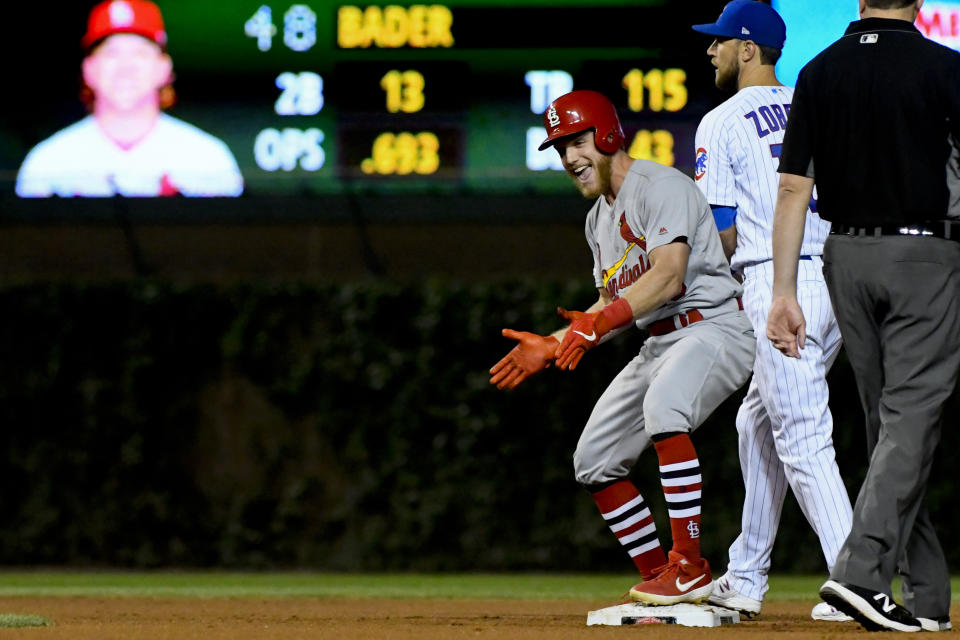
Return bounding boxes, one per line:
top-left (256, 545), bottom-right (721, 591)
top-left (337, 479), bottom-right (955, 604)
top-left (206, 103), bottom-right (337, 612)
top-left (822, 234), bottom-right (960, 619)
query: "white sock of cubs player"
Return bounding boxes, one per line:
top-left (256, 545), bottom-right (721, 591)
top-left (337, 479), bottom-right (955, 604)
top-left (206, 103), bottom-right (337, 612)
top-left (588, 480), bottom-right (666, 579)
top-left (653, 433), bottom-right (703, 561)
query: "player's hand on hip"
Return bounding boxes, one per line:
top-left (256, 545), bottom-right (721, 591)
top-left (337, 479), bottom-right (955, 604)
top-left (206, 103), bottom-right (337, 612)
top-left (489, 329), bottom-right (560, 390)
top-left (766, 296), bottom-right (806, 359)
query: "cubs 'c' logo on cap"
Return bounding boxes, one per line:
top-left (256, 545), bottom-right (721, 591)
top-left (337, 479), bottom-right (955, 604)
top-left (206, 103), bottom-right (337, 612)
top-left (109, 1), bottom-right (135, 27)
top-left (547, 104), bottom-right (560, 128)
top-left (695, 147), bottom-right (707, 181)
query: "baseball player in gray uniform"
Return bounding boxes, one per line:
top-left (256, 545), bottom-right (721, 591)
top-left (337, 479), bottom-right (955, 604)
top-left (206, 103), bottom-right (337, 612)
top-left (490, 89), bottom-right (755, 604)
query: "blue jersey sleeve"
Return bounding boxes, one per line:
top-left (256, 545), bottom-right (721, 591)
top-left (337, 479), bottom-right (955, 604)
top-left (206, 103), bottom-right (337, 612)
top-left (711, 205), bottom-right (737, 231)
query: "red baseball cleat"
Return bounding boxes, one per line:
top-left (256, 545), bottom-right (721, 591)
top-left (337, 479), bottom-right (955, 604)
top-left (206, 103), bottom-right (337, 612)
top-left (628, 550), bottom-right (713, 605)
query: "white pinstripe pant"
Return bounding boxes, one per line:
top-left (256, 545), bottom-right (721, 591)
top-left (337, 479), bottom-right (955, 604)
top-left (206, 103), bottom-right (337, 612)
top-left (724, 257), bottom-right (853, 601)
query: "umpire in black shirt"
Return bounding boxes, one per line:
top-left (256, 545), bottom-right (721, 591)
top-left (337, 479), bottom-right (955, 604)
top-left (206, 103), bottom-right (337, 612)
top-left (768, 0), bottom-right (960, 633)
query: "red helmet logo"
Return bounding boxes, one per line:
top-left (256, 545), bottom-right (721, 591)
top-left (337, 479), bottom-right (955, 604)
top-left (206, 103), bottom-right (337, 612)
top-left (546, 104), bottom-right (561, 128)
top-left (538, 90), bottom-right (625, 154)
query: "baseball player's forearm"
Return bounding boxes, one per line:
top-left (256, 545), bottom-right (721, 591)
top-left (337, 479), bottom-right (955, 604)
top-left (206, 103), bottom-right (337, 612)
top-left (718, 225), bottom-right (738, 262)
top-left (620, 268), bottom-right (684, 318)
top-left (771, 173), bottom-right (814, 298)
top-left (557, 256), bottom-right (684, 339)
top-left (552, 248), bottom-right (688, 370)
top-left (550, 256), bottom-right (683, 369)
top-left (618, 242), bottom-right (689, 319)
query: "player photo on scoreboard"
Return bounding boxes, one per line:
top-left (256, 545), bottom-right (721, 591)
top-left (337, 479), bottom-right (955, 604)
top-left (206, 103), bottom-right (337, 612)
top-left (15, 0), bottom-right (244, 199)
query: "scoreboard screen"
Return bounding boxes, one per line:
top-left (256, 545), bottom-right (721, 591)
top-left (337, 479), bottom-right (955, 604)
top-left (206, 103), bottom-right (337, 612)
top-left (5, 1), bottom-right (956, 204)
top-left (3, 0), bottom-right (723, 201)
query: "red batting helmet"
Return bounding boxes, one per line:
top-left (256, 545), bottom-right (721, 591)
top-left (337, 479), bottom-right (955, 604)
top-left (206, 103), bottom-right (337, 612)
top-left (82, 0), bottom-right (167, 50)
top-left (538, 90), bottom-right (625, 154)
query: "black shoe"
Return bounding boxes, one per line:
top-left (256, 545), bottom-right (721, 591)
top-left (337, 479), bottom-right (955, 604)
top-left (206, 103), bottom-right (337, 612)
top-left (819, 580), bottom-right (921, 632)
top-left (917, 616), bottom-right (952, 632)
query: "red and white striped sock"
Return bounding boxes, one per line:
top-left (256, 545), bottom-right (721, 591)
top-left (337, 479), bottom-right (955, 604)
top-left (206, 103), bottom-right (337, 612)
top-left (589, 480), bottom-right (666, 579)
top-left (653, 433), bottom-right (703, 562)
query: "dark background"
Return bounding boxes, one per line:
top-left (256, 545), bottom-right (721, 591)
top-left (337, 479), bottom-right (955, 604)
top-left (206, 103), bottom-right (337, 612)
top-left (0, 0), bottom-right (956, 576)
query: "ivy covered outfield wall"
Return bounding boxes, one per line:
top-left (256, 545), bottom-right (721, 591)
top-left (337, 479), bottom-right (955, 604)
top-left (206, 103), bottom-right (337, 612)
top-left (0, 281), bottom-right (955, 571)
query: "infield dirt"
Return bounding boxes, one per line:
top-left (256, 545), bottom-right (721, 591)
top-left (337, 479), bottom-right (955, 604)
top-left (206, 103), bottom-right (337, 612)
top-left (1, 597), bottom-right (955, 639)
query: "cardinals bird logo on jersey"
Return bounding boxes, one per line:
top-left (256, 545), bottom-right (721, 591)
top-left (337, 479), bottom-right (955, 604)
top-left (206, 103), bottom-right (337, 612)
top-left (601, 213), bottom-right (650, 297)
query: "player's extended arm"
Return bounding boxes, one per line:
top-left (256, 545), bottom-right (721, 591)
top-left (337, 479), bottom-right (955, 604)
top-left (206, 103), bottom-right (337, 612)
top-left (554, 241), bottom-right (690, 370)
top-left (710, 205), bottom-right (738, 262)
top-left (718, 225), bottom-right (738, 263)
top-left (768, 172), bottom-right (814, 359)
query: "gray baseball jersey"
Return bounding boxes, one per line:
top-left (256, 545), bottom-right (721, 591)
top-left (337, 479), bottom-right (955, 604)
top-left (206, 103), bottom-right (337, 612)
top-left (574, 159), bottom-right (755, 487)
top-left (585, 159), bottom-right (741, 327)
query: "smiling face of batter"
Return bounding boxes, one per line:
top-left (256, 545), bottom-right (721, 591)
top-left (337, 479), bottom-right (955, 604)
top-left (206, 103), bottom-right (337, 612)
top-left (83, 33), bottom-right (172, 113)
top-left (555, 130), bottom-right (614, 200)
top-left (707, 36), bottom-right (742, 92)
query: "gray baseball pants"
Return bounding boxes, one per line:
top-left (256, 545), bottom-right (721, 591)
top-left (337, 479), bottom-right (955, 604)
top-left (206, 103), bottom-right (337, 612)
top-left (573, 307), bottom-right (755, 486)
top-left (823, 234), bottom-right (960, 619)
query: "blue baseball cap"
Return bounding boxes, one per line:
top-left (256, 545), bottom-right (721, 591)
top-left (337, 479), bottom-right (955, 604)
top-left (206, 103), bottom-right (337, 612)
top-left (692, 0), bottom-right (786, 50)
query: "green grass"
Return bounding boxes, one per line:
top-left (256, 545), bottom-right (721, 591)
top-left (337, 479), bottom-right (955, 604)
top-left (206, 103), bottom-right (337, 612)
top-left (0, 613), bottom-right (52, 628)
top-left (0, 572), bottom-right (956, 601)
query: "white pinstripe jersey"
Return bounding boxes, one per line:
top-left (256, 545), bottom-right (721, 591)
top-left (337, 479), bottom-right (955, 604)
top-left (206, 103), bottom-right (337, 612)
top-left (694, 85), bottom-right (829, 272)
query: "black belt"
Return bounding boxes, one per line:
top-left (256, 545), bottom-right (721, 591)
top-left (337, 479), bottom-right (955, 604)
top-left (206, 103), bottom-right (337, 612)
top-left (831, 222), bottom-right (960, 240)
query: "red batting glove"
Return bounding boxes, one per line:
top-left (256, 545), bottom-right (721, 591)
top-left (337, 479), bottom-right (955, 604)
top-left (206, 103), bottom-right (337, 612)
top-left (555, 298), bottom-right (634, 370)
top-left (489, 329), bottom-right (560, 390)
